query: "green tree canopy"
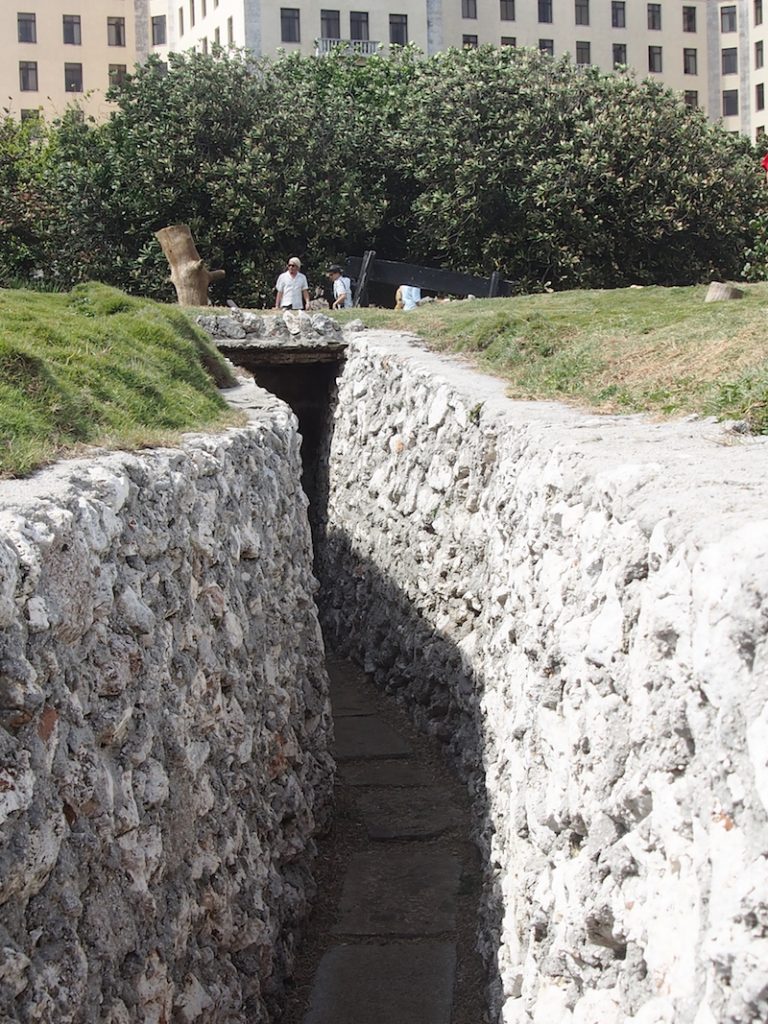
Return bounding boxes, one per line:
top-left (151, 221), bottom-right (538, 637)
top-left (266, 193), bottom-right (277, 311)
top-left (398, 47), bottom-right (765, 287)
top-left (1, 45), bottom-right (764, 301)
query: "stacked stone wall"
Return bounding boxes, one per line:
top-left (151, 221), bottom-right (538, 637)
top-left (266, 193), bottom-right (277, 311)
top-left (0, 384), bottom-right (333, 1023)
top-left (318, 332), bottom-right (768, 1024)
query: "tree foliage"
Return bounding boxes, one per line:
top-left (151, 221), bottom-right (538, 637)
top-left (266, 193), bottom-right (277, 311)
top-left (397, 47), bottom-right (766, 287)
top-left (0, 117), bottom-right (52, 283)
top-left (1, 46), bottom-right (765, 301)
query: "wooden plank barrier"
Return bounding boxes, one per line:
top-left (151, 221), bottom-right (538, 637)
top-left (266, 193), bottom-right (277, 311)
top-left (346, 251), bottom-right (515, 307)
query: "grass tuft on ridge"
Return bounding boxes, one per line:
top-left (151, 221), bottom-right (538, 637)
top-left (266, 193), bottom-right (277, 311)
top-left (333, 282), bottom-right (768, 432)
top-left (0, 282), bottom-right (239, 478)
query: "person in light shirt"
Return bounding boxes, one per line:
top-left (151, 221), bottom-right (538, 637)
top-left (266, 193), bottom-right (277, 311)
top-left (275, 257), bottom-right (309, 310)
top-left (327, 264), bottom-right (353, 309)
top-left (396, 284), bottom-right (421, 310)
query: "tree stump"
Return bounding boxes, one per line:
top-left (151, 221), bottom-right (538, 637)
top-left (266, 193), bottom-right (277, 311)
top-left (705, 281), bottom-right (745, 303)
top-left (155, 224), bottom-right (225, 306)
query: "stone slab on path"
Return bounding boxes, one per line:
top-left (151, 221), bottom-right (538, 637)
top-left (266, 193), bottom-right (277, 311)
top-left (355, 787), bottom-right (459, 840)
top-left (329, 675), bottom-right (378, 717)
top-left (333, 716), bottom-right (413, 761)
top-left (302, 942), bottom-right (456, 1024)
top-left (332, 849), bottom-right (460, 935)
top-left (340, 760), bottom-right (434, 788)
top-left (327, 657), bottom-right (378, 717)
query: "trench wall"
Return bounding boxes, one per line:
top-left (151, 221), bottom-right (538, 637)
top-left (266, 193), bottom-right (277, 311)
top-left (0, 384), bottom-right (333, 1023)
top-left (318, 332), bottom-right (768, 1024)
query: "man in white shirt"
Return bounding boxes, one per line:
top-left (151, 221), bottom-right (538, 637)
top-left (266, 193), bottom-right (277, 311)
top-left (275, 257), bottom-right (310, 310)
top-left (327, 264), bottom-right (353, 309)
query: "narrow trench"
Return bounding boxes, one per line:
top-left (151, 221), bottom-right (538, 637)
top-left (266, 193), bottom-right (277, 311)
top-left (224, 350), bottom-right (491, 1023)
top-left (283, 658), bottom-right (487, 1024)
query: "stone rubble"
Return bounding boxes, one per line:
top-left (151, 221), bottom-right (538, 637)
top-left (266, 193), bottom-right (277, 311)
top-left (3, 316), bottom-right (768, 1024)
top-left (0, 381), bottom-right (333, 1023)
top-left (318, 331), bottom-right (768, 1024)
top-left (195, 311), bottom-right (345, 348)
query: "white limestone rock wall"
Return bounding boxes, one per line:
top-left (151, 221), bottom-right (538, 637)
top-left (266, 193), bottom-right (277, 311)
top-left (319, 332), bottom-right (768, 1024)
top-left (0, 385), bottom-right (333, 1023)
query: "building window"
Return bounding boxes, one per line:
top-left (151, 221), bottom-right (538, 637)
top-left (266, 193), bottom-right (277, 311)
top-left (758, 83), bottom-right (766, 109)
top-left (214, 0), bottom-right (218, 6)
top-left (390, 13), bottom-right (408, 43)
top-left (463, 33), bottom-right (479, 45)
top-left (757, 125), bottom-right (765, 139)
top-left (214, 26), bottom-right (220, 43)
top-left (152, 15), bottom-right (167, 44)
top-left (647, 3), bottom-right (661, 29)
top-left (19, 60), bottom-right (38, 90)
top-left (17, 12), bottom-right (36, 43)
top-left (201, 36), bottom-right (208, 52)
top-left (350, 11), bottom-right (369, 38)
top-left (684, 89), bottom-right (698, 106)
top-left (722, 88), bottom-right (738, 114)
top-left (62, 14), bottom-right (81, 45)
top-left (227, 15), bottom-right (234, 42)
top-left (648, 45), bottom-right (662, 71)
top-left (281, 8), bottom-right (300, 41)
top-left (462, 0), bottom-right (478, 18)
top-left (611, 1), bottom-right (625, 27)
top-left (756, 0), bottom-right (763, 24)
top-left (539, 37), bottom-right (554, 54)
top-left (538, 0), bottom-right (553, 22)
top-left (65, 62), bottom-right (83, 91)
top-left (575, 40), bottom-right (590, 63)
top-left (575, 0), bottom-right (589, 24)
top-left (178, 7), bottom-right (184, 34)
top-left (109, 63), bottom-right (128, 85)
top-left (501, 35), bottom-right (516, 44)
top-left (721, 5), bottom-right (736, 31)
top-left (202, 0), bottom-right (207, 15)
top-left (757, 40), bottom-right (764, 67)
top-left (682, 6), bottom-right (696, 31)
top-left (190, 0), bottom-right (195, 28)
top-left (722, 46), bottom-right (738, 73)
top-left (683, 47), bottom-right (697, 73)
top-left (500, 0), bottom-right (515, 18)
top-left (613, 42), bottom-right (627, 65)
top-left (107, 16), bottom-right (126, 46)
top-left (321, 9), bottom-right (340, 37)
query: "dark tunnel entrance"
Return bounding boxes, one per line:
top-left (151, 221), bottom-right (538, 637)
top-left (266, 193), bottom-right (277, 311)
top-left (215, 341), bottom-right (345, 553)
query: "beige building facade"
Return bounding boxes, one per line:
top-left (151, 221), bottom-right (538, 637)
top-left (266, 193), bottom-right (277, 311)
top-left (2, 0), bottom-right (139, 121)
top-left (2, 0), bottom-right (767, 139)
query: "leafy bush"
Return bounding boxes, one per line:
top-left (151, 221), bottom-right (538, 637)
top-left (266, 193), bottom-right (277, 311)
top-left (742, 213), bottom-right (768, 280)
top-left (397, 47), bottom-right (766, 289)
top-left (0, 47), bottom-right (765, 301)
top-left (0, 117), bottom-right (51, 282)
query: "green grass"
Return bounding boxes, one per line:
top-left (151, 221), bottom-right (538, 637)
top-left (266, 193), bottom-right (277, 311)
top-left (331, 283), bottom-right (768, 431)
top-left (0, 282), bottom-right (240, 477)
top-left (6, 280), bottom-right (767, 481)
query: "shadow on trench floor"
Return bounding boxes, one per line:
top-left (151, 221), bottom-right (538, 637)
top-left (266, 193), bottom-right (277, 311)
top-left (280, 656), bottom-right (489, 1024)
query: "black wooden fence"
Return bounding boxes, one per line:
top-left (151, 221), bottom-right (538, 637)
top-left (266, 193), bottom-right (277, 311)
top-left (345, 251), bottom-right (515, 307)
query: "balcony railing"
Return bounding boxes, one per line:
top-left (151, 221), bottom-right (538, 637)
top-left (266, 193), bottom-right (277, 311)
top-left (315, 38), bottom-right (380, 56)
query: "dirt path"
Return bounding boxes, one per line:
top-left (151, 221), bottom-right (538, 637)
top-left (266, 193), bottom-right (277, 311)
top-left (280, 657), bottom-right (489, 1024)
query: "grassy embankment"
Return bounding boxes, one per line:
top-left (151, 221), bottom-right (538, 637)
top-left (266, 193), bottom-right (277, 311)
top-left (0, 282), bottom-right (239, 478)
top-left (3, 281), bottom-right (767, 480)
top-left (332, 282), bottom-right (768, 432)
